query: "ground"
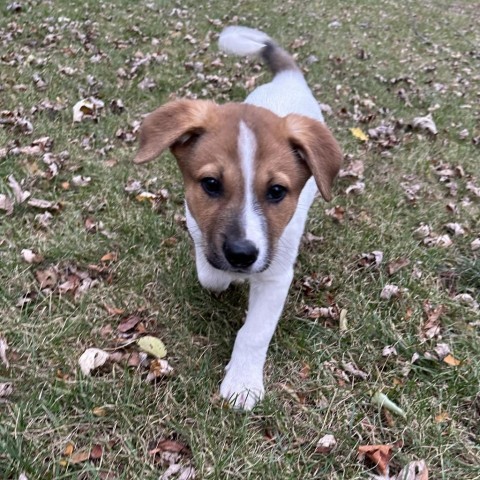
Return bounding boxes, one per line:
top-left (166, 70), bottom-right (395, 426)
top-left (1, 0), bottom-right (479, 479)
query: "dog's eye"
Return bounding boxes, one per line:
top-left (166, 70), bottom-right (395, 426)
top-left (266, 184), bottom-right (287, 203)
top-left (201, 177), bottom-right (223, 197)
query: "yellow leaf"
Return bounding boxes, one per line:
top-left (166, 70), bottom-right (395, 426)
top-left (92, 406), bottom-right (107, 417)
top-left (443, 354), bottom-right (461, 366)
top-left (350, 127), bottom-right (369, 142)
top-left (63, 442), bottom-right (74, 456)
top-left (135, 192), bottom-right (157, 202)
top-left (137, 335), bottom-right (167, 359)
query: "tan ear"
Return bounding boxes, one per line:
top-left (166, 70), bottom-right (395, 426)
top-left (284, 114), bottom-right (343, 201)
top-left (133, 99), bottom-right (217, 164)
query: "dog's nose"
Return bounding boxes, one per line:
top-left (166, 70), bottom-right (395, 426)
top-left (223, 239), bottom-right (259, 268)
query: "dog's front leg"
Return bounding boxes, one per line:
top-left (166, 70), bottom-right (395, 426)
top-left (220, 268), bottom-right (294, 410)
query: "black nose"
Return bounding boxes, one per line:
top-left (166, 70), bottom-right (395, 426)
top-left (223, 239), bottom-right (259, 269)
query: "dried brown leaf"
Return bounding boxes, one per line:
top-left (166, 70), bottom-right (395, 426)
top-left (357, 444), bottom-right (392, 476)
top-left (117, 315), bottom-right (142, 333)
top-left (386, 258), bottom-right (410, 276)
top-left (421, 301), bottom-right (444, 340)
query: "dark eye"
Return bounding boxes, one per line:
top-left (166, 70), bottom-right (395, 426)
top-left (266, 184), bottom-right (287, 203)
top-left (200, 177), bottom-right (222, 197)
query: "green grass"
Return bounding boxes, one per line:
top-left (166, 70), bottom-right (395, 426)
top-left (1, 0), bottom-right (479, 478)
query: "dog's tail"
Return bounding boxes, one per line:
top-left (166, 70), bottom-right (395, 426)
top-left (218, 26), bottom-right (299, 75)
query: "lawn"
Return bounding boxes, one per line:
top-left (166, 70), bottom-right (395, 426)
top-left (1, 0), bottom-right (479, 478)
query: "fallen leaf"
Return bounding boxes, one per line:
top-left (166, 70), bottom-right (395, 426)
top-left (101, 252), bottom-right (118, 262)
top-left (63, 442), bottom-right (74, 456)
top-left (392, 459), bottom-right (428, 480)
top-left (78, 348), bottom-right (110, 375)
top-left (146, 358), bottom-right (173, 381)
top-left (351, 127), bottom-right (369, 142)
top-left (71, 175), bottom-right (92, 187)
top-left (90, 444), bottom-right (103, 460)
top-left (0, 194), bottom-right (14, 215)
top-left (8, 175), bottom-right (30, 203)
top-left (0, 336), bottom-right (9, 368)
top-left (73, 98), bottom-right (104, 122)
top-left (303, 305), bottom-right (340, 321)
top-left (299, 363), bottom-right (311, 379)
top-left (466, 181), bottom-right (480, 197)
top-left (137, 336), bottom-right (167, 359)
top-left (303, 232), bottom-right (324, 244)
top-left (412, 224), bottom-right (431, 239)
top-left (35, 267), bottom-right (58, 289)
top-left (421, 301), bottom-right (444, 340)
top-left (0, 382), bottom-right (13, 398)
top-left (92, 406), bottom-right (108, 417)
top-left (27, 198), bottom-right (61, 211)
top-left (149, 438), bottom-right (190, 456)
top-left (325, 206), bottom-right (345, 222)
top-left (382, 345), bottom-right (398, 357)
top-left (339, 159), bottom-right (364, 179)
top-left (380, 284), bottom-right (402, 300)
top-left (434, 412), bottom-right (450, 423)
top-left (443, 354), bottom-right (461, 366)
top-left (357, 251), bottom-right (383, 269)
top-left (453, 293), bottom-right (479, 310)
top-left (386, 258), bottom-right (410, 276)
top-left (357, 444), bottom-right (392, 476)
top-left (104, 305), bottom-right (125, 316)
top-left (345, 181), bottom-right (365, 195)
top-left (117, 315), bottom-right (142, 333)
top-left (21, 249), bottom-right (44, 264)
top-left (339, 309), bottom-right (348, 331)
top-left (423, 234), bottom-right (452, 248)
top-left (315, 434), bottom-right (337, 454)
top-left (444, 223), bottom-right (465, 236)
top-left (411, 113), bottom-right (437, 135)
top-left (433, 343), bottom-right (450, 360)
top-left (69, 448), bottom-right (91, 464)
top-left (342, 362), bottom-right (368, 380)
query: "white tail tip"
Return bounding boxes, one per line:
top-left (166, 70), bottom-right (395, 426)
top-left (218, 26), bottom-right (272, 56)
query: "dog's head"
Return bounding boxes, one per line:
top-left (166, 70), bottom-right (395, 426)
top-left (134, 100), bottom-right (342, 273)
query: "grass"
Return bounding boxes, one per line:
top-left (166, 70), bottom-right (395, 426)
top-left (1, 0), bottom-right (479, 478)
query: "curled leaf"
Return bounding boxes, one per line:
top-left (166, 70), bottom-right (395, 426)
top-left (78, 348), bottom-right (110, 375)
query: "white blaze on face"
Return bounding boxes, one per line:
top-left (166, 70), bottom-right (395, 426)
top-left (238, 121), bottom-right (268, 271)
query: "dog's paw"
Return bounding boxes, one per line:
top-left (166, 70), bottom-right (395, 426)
top-left (219, 365), bottom-right (264, 410)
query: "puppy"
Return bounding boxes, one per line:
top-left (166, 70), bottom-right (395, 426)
top-left (134, 26), bottom-right (342, 409)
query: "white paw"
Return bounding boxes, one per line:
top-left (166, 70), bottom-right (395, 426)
top-left (219, 364), bottom-right (264, 410)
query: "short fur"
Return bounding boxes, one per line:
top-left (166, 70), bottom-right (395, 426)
top-left (134, 26), bottom-right (342, 409)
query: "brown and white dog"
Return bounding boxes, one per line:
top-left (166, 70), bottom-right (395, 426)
top-left (134, 26), bottom-right (342, 409)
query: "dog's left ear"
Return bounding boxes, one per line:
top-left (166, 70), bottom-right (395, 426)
top-left (284, 115), bottom-right (343, 201)
top-left (134, 99), bottom-right (217, 164)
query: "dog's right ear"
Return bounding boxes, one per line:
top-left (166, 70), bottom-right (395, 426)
top-left (133, 100), bottom-right (217, 164)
